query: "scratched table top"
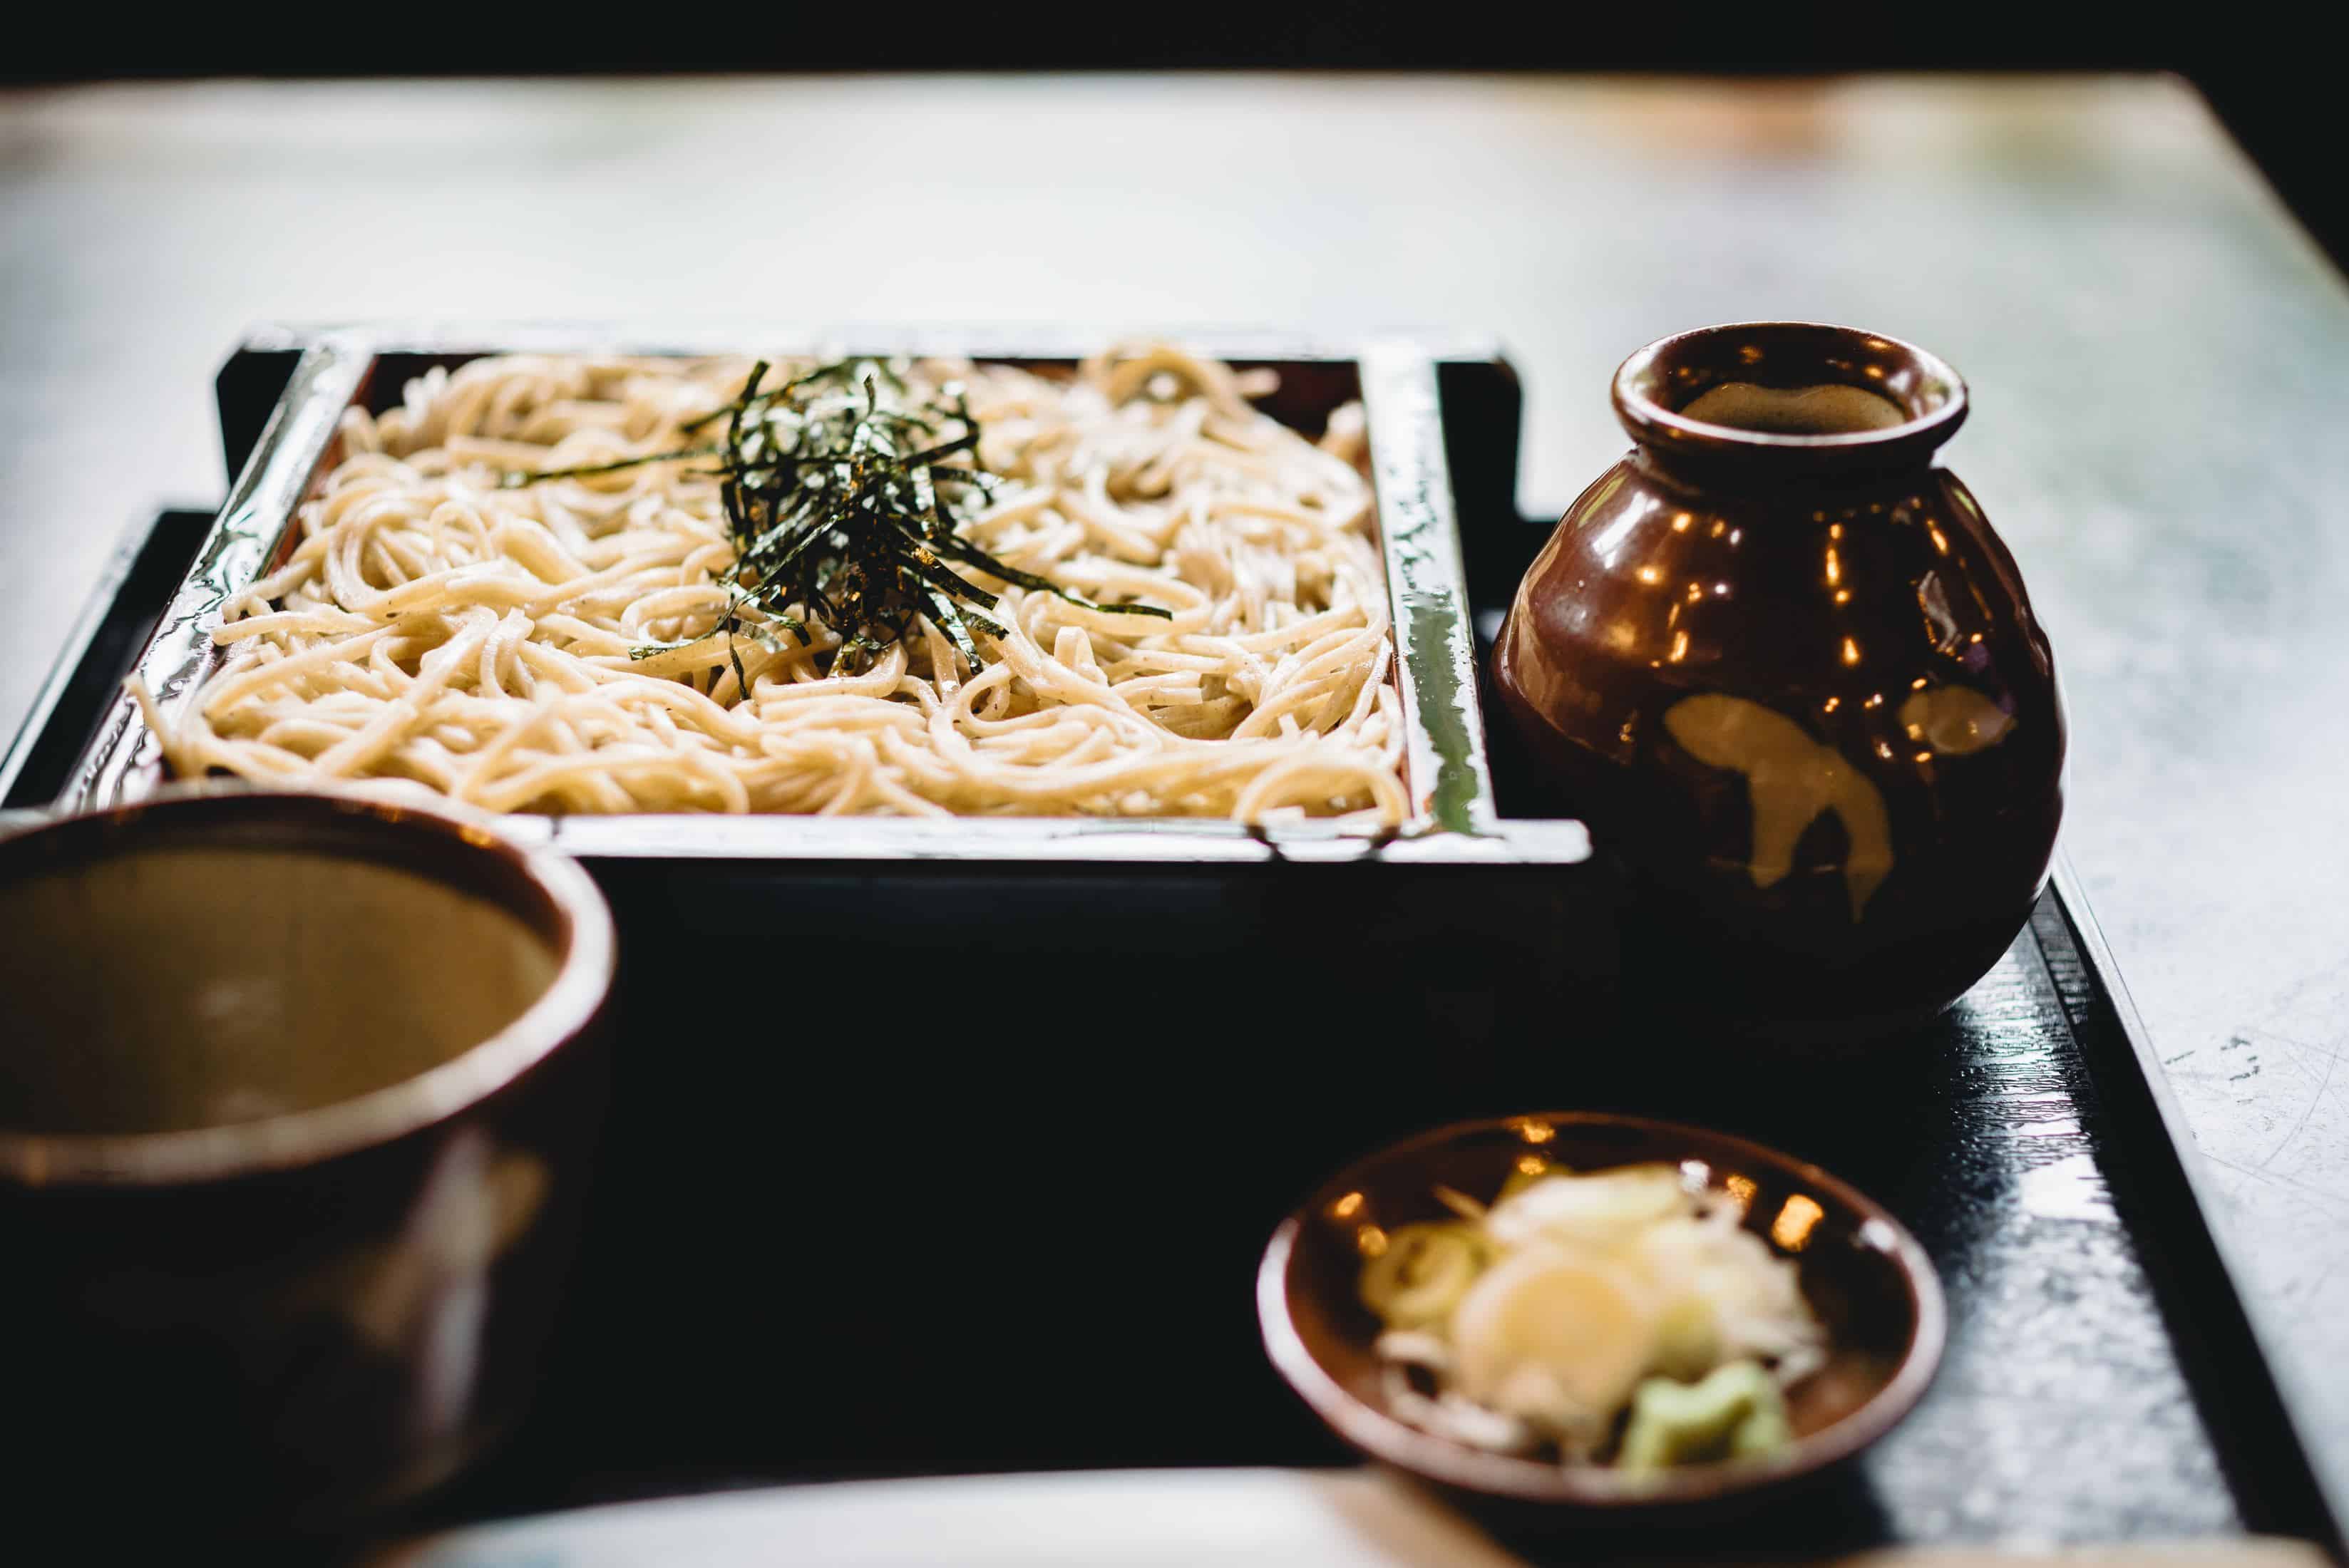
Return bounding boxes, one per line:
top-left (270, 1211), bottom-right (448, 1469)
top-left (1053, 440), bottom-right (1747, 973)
top-left (3, 73), bottom-right (2345, 1535)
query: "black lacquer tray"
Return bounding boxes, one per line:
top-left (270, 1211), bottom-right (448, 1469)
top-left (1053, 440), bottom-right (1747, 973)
top-left (1, 334), bottom-right (2338, 1560)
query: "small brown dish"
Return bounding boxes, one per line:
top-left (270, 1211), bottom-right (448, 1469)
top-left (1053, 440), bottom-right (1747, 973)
top-left (1257, 1112), bottom-right (1943, 1514)
top-left (0, 787), bottom-right (616, 1542)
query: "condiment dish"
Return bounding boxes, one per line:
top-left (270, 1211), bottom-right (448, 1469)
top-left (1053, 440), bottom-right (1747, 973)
top-left (1257, 1111), bottom-right (1943, 1512)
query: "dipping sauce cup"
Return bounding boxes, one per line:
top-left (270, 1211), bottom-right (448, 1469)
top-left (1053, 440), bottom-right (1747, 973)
top-left (0, 788), bottom-right (615, 1542)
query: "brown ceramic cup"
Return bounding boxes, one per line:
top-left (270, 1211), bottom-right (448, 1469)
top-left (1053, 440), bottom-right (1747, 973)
top-left (0, 788), bottom-right (615, 1541)
top-left (1493, 323), bottom-right (2064, 1034)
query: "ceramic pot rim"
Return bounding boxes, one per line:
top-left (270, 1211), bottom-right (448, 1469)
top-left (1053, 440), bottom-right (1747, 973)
top-left (0, 784), bottom-right (616, 1188)
top-left (1613, 321), bottom-right (1969, 473)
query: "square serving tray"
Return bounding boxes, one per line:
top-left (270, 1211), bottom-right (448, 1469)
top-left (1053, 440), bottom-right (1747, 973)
top-left (64, 325), bottom-right (1580, 860)
top-left (32, 327), bottom-right (1615, 1046)
top-left (2, 329), bottom-right (2339, 1559)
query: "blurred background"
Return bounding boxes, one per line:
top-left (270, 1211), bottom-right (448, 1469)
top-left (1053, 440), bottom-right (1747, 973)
top-left (11, 16), bottom-right (2338, 270)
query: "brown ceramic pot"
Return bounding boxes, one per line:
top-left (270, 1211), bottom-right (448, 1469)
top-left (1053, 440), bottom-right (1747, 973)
top-left (0, 789), bottom-right (615, 1543)
top-left (1493, 323), bottom-right (2063, 1033)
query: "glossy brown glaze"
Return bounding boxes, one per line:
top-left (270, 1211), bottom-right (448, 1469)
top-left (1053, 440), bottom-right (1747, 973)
top-left (1494, 323), bottom-right (2063, 1031)
top-left (1257, 1111), bottom-right (1944, 1515)
top-left (0, 789), bottom-right (615, 1544)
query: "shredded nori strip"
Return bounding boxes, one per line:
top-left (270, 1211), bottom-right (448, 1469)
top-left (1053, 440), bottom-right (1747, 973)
top-left (504, 359), bottom-right (1170, 676)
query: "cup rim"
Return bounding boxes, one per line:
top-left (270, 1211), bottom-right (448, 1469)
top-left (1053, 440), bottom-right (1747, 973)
top-left (1255, 1109), bottom-right (1948, 1509)
top-left (1612, 321), bottom-right (1969, 471)
top-left (0, 785), bottom-right (615, 1187)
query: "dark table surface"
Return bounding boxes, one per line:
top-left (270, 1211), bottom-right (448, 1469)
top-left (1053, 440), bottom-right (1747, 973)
top-left (5, 73), bottom-right (2346, 1551)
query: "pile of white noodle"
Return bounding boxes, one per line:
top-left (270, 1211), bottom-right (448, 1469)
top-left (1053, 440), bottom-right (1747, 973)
top-left (140, 345), bottom-right (1407, 822)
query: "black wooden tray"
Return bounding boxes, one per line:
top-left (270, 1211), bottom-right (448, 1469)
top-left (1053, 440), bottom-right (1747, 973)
top-left (1, 342), bottom-right (2338, 1561)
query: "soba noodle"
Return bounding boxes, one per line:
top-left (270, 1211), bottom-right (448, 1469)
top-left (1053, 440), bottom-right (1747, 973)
top-left (141, 345), bottom-right (1407, 823)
